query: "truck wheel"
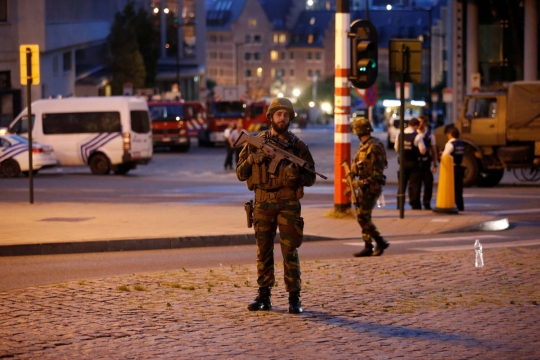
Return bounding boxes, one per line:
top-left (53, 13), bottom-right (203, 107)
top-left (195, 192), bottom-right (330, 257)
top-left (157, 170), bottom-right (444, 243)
top-left (113, 164), bottom-right (131, 175)
top-left (462, 151), bottom-right (480, 187)
top-left (478, 169), bottom-right (504, 187)
top-left (89, 154), bottom-right (111, 175)
top-left (387, 134), bottom-right (394, 149)
top-left (1, 159), bottom-right (21, 178)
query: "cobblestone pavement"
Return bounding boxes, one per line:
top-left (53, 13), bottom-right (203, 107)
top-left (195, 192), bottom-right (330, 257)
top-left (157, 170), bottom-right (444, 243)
top-left (1, 248), bottom-right (539, 359)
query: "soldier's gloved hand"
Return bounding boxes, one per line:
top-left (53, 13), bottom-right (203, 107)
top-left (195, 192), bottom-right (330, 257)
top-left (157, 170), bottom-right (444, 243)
top-left (247, 152), bottom-right (267, 165)
top-left (284, 163), bottom-right (300, 187)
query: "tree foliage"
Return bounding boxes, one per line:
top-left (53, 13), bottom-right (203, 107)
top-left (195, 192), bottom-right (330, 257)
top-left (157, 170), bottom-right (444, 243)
top-left (107, 2), bottom-right (158, 94)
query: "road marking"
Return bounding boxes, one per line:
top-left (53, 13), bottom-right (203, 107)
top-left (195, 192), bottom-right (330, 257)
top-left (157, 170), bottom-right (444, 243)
top-left (487, 208), bottom-right (540, 215)
top-left (431, 218), bottom-right (450, 222)
top-left (342, 234), bottom-right (507, 246)
top-left (413, 239), bottom-right (540, 252)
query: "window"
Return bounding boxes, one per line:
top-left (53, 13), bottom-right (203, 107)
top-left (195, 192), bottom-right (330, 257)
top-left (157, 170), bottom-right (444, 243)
top-left (42, 112), bottom-right (121, 134)
top-left (253, 52), bottom-right (260, 61)
top-left (308, 69), bottom-right (313, 77)
top-left (252, 104), bottom-right (264, 118)
top-left (280, 52), bottom-right (285, 60)
top-left (244, 53), bottom-right (251, 61)
top-left (273, 34), bottom-right (279, 44)
top-left (253, 35), bottom-right (261, 43)
top-left (9, 115), bottom-right (35, 134)
top-left (63, 51), bottom-right (72, 72)
top-left (279, 34), bottom-right (286, 43)
top-left (0, 0), bottom-right (7, 22)
top-left (245, 69), bottom-right (252, 78)
top-left (315, 52), bottom-right (321, 60)
top-left (307, 52), bottom-right (313, 60)
top-left (0, 70), bottom-right (10, 89)
top-left (209, 68), bottom-right (218, 76)
top-left (290, 69), bottom-right (294, 76)
top-left (307, 34), bottom-right (314, 44)
top-left (209, 35), bottom-right (217, 42)
top-left (149, 105), bottom-right (185, 122)
top-left (270, 51), bottom-right (278, 61)
top-left (248, 18), bottom-right (257, 27)
top-left (289, 52), bottom-right (294, 60)
top-left (466, 98), bottom-right (497, 119)
top-left (130, 111), bottom-right (150, 133)
top-left (245, 35), bottom-right (251, 43)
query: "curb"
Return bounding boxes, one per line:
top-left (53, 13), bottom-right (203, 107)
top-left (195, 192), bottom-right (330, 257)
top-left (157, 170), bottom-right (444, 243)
top-left (0, 234), bottom-right (329, 257)
top-left (441, 217), bottom-right (510, 233)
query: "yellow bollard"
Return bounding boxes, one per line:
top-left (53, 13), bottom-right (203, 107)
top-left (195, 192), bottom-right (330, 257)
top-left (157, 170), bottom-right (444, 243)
top-left (434, 154), bottom-right (458, 214)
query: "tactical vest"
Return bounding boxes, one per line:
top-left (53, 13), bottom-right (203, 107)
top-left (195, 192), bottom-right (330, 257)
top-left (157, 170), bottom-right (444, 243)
top-left (247, 130), bottom-right (301, 190)
top-left (420, 129), bottom-right (432, 162)
top-left (403, 131), bottom-right (420, 162)
top-left (451, 139), bottom-right (464, 165)
top-left (355, 137), bottom-right (387, 179)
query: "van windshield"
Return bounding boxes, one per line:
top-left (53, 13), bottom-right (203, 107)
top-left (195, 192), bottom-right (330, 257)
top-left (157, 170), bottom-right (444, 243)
top-left (149, 105), bottom-right (185, 122)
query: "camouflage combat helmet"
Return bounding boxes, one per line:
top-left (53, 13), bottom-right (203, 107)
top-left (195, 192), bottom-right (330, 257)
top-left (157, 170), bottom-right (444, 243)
top-left (267, 97), bottom-right (295, 120)
top-left (351, 117), bottom-right (373, 135)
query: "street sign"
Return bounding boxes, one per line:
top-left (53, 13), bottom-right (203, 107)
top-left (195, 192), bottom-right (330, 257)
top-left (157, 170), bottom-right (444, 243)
top-left (443, 88), bottom-right (452, 103)
top-left (364, 84), bottom-right (378, 106)
top-left (19, 45), bottom-right (40, 85)
top-left (389, 39), bottom-right (422, 83)
top-left (123, 82), bottom-right (133, 96)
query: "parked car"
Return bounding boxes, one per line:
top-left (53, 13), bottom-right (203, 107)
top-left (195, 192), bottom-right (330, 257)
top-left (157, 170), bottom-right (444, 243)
top-left (0, 134), bottom-right (57, 177)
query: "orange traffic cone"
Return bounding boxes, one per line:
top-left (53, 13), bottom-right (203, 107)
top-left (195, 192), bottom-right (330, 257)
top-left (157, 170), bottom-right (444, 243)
top-left (434, 154), bottom-right (458, 214)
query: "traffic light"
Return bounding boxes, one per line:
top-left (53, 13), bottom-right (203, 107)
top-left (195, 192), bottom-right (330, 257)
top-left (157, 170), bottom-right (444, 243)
top-left (349, 19), bottom-right (378, 89)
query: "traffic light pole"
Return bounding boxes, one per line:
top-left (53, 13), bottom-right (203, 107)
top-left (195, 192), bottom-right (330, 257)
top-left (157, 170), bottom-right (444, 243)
top-left (398, 44), bottom-right (406, 219)
top-left (334, 0), bottom-right (351, 212)
top-left (25, 48), bottom-right (34, 204)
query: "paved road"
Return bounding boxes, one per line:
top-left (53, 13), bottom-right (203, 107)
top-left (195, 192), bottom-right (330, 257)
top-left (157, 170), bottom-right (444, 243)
top-left (1, 247), bottom-right (538, 359)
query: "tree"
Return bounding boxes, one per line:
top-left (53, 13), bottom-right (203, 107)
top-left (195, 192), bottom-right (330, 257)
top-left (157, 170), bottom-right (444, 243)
top-left (107, 2), bottom-right (157, 94)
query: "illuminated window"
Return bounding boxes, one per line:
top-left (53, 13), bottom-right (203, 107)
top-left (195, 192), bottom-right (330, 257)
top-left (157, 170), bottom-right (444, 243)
top-left (271, 68), bottom-right (276, 77)
top-left (310, 17), bottom-right (315, 25)
top-left (273, 34), bottom-right (279, 43)
top-left (249, 18), bottom-right (257, 27)
top-left (257, 67), bottom-right (263, 77)
top-left (270, 51), bottom-right (278, 61)
top-left (279, 34), bottom-right (286, 43)
top-left (307, 34), bottom-right (314, 44)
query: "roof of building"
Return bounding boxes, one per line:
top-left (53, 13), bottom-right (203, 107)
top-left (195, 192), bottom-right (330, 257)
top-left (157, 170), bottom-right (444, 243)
top-left (259, 0), bottom-right (293, 30)
top-left (206, 0), bottom-right (247, 30)
top-left (289, 10), bottom-right (334, 48)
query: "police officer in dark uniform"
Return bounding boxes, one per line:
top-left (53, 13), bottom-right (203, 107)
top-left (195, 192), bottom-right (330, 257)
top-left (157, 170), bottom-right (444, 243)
top-left (236, 97), bottom-right (316, 314)
top-left (442, 127), bottom-right (465, 211)
top-left (349, 117), bottom-right (390, 257)
top-left (417, 115), bottom-right (438, 210)
top-left (394, 118), bottom-right (426, 209)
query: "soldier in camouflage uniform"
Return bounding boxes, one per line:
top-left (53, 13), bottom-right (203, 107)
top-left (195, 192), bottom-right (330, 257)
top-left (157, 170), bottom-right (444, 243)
top-left (236, 97), bottom-right (316, 314)
top-left (349, 117), bottom-right (390, 257)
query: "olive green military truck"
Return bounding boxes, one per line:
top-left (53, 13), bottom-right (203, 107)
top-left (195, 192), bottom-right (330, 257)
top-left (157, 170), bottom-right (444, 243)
top-left (434, 81), bottom-right (540, 187)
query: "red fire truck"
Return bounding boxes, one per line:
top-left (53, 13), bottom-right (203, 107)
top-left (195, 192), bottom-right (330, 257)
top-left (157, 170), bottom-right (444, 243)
top-left (198, 100), bottom-right (268, 147)
top-left (147, 101), bottom-right (191, 152)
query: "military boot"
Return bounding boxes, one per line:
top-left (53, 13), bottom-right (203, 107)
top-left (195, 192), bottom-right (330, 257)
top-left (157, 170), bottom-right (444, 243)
top-left (372, 236), bottom-right (390, 256)
top-left (353, 242), bottom-right (374, 257)
top-left (288, 291), bottom-right (303, 314)
top-left (247, 287), bottom-right (272, 311)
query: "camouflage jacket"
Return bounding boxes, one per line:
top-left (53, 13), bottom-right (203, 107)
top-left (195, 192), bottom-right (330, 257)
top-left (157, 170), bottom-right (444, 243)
top-left (236, 130), bottom-right (316, 190)
top-left (352, 136), bottom-right (387, 185)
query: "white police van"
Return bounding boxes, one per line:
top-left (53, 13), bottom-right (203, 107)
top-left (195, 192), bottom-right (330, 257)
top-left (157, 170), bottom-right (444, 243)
top-left (8, 97), bottom-right (153, 175)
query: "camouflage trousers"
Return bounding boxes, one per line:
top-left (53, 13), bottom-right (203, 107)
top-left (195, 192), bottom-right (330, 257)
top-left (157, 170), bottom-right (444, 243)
top-left (355, 186), bottom-right (382, 243)
top-left (253, 198), bottom-right (304, 292)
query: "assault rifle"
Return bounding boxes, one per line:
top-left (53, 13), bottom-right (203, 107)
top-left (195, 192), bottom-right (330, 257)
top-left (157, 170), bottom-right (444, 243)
top-left (233, 131), bottom-right (327, 180)
top-left (341, 161), bottom-right (358, 207)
